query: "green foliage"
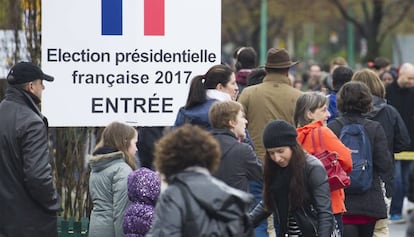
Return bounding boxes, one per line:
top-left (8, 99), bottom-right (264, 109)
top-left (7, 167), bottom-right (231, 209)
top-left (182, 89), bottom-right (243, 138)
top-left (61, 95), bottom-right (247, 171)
top-left (222, 0), bottom-right (414, 65)
top-left (0, 0), bottom-right (9, 28)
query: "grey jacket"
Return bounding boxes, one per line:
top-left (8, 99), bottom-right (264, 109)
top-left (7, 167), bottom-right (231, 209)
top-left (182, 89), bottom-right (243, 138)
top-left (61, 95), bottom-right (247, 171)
top-left (365, 96), bottom-right (410, 155)
top-left (0, 87), bottom-right (61, 237)
top-left (88, 151), bottom-right (132, 237)
top-left (146, 167), bottom-right (254, 237)
top-left (212, 129), bottom-right (262, 192)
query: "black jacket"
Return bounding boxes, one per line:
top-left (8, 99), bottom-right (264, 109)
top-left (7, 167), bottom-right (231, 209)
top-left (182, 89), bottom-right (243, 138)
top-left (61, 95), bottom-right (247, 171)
top-left (137, 126), bottom-right (165, 169)
top-left (146, 167), bottom-right (254, 237)
top-left (0, 87), bottom-right (61, 237)
top-left (386, 81), bottom-right (414, 150)
top-left (365, 96), bottom-right (411, 154)
top-left (249, 155), bottom-right (334, 237)
top-left (328, 114), bottom-right (392, 217)
top-left (212, 129), bottom-right (262, 192)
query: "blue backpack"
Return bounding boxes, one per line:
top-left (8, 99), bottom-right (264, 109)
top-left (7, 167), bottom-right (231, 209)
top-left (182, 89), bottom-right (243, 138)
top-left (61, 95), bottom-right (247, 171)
top-left (337, 118), bottom-right (373, 194)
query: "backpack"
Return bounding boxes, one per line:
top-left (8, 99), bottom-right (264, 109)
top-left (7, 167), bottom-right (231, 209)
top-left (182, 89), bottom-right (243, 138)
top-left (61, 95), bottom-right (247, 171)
top-left (337, 117), bottom-right (373, 194)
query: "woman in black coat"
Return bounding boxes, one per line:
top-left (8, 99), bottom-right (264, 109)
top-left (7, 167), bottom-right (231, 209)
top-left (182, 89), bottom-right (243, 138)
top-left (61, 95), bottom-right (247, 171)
top-left (249, 120), bottom-right (334, 237)
top-left (328, 81), bottom-right (393, 237)
top-left (209, 101), bottom-right (262, 192)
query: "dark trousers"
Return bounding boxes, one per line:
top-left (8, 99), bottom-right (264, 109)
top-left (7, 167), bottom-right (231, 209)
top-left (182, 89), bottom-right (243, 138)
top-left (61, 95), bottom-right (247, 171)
top-left (343, 222), bottom-right (376, 237)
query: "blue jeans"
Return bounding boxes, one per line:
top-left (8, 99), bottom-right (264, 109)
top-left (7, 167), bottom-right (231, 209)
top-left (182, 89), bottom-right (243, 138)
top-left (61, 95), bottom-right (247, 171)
top-left (249, 180), bottom-right (268, 237)
top-left (390, 160), bottom-right (412, 215)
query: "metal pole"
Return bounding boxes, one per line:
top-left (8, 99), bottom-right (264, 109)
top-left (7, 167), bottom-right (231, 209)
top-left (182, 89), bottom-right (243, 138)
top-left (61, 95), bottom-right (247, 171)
top-left (347, 4), bottom-right (354, 68)
top-left (260, 0), bottom-right (267, 66)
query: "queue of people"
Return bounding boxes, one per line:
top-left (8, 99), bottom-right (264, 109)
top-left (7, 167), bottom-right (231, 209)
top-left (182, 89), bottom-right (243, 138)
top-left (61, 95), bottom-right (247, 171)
top-left (1, 46), bottom-right (414, 237)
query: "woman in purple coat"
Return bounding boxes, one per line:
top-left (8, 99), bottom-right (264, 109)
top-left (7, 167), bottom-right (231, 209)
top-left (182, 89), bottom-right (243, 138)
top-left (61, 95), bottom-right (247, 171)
top-left (123, 167), bottom-right (161, 237)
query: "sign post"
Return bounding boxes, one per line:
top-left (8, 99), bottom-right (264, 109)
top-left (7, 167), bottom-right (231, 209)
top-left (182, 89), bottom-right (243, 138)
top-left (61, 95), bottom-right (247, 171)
top-left (42, 0), bottom-right (221, 127)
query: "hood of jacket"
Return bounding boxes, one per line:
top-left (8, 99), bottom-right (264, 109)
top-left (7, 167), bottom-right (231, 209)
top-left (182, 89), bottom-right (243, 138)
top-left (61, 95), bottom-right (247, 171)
top-left (127, 168), bottom-right (160, 205)
top-left (296, 121), bottom-right (323, 145)
top-left (172, 168), bottom-right (254, 215)
top-left (364, 96), bottom-right (387, 119)
top-left (179, 99), bottom-right (216, 128)
top-left (88, 150), bottom-right (125, 172)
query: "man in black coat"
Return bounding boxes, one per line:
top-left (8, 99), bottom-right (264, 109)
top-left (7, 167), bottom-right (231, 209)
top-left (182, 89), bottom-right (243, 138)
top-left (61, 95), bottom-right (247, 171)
top-left (386, 62), bottom-right (414, 223)
top-left (0, 62), bottom-right (61, 237)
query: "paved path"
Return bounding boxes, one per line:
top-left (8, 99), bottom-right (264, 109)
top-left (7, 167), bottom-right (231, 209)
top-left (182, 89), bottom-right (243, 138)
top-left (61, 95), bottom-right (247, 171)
top-left (389, 198), bottom-right (412, 237)
top-left (389, 220), bottom-right (407, 236)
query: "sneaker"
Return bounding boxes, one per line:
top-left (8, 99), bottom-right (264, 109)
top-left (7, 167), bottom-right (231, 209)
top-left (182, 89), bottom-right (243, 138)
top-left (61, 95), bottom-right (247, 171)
top-left (388, 214), bottom-right (406, 224)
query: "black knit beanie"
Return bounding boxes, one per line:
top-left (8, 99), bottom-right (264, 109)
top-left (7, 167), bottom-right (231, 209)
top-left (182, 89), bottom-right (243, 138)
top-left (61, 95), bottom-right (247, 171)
top-left (262, 120), bottom-right (298, 149)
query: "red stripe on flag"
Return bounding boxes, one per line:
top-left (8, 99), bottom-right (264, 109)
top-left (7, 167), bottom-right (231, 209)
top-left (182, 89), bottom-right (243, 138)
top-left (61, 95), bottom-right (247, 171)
top-left (144, 0), bottom-right (165, 36)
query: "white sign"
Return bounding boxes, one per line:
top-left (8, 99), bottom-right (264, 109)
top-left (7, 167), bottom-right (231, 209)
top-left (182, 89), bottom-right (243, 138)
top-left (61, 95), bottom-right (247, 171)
top-left (42, 0), bottom-right (221, 127)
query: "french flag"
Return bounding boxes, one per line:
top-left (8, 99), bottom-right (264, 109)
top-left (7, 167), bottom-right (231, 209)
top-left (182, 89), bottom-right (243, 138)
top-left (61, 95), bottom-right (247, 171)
top-left (101, 0), bottom-right (165, 36)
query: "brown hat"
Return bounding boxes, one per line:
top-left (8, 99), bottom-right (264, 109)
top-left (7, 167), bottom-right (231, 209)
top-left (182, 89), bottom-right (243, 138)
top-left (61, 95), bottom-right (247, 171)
top-left (265, 48), bottom-right (299, 69)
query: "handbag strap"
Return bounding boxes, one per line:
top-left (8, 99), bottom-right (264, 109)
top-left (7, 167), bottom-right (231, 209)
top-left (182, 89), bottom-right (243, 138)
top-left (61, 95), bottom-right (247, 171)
top-left (310, 127), bottom-right (325, 153)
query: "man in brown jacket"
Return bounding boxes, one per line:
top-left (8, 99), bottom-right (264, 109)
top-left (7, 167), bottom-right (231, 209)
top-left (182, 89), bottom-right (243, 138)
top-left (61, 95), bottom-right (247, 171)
top-left (238, 48), bottom-right (302, 161)
top-left (238, 48), bottom-right (302, 237)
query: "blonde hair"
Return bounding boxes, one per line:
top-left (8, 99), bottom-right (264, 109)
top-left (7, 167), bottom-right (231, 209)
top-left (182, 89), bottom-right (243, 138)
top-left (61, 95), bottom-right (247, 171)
top-left (351, 69), bottom-right (385, 98)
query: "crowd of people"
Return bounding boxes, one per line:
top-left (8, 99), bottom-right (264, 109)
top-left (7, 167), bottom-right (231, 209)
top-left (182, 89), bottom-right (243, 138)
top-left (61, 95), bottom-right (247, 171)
top-left (1, 45), bottom-right (414, 237)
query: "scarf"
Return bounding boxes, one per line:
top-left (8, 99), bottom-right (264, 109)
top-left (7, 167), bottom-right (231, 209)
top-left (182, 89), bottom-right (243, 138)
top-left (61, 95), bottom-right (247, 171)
top-left (93, 146), bottom-right (118, 155)
top-left (206, 89), bottom-right (231, 101)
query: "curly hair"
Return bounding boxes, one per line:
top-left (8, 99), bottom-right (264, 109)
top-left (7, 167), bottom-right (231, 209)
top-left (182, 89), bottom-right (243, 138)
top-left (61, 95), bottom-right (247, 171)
top-left (337, 81), bottom-right (372, 114)
top-left (153, 124), bottom-right (221, 181)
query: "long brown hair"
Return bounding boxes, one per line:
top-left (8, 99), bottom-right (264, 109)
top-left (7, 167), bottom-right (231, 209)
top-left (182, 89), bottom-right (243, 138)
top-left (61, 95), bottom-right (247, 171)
top-left (94, 122), bottom-right (137, 170)
top-left (262, 144), bottom-right (307, 211)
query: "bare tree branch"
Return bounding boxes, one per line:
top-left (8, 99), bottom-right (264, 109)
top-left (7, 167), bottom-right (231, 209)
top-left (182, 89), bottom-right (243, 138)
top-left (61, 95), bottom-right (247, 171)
top-left (379, 1), bottom-right (414, 44)
top-left (361, 1), bottom-right (370, 25)
top-left (328, 0), bottom-right (366, 38)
